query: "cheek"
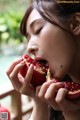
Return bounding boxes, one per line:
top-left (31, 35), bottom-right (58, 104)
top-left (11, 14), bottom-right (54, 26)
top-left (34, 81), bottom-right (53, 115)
top-left (51, 42), bottom-right (76, 78)
top-left (40, 28), bottom-right (74, 60)
top-left (40, 27), bottom-right (76, 79)
top-left (39, 24), bottom-right (76, 66)
top-left (49, 56), bottom-right (73, 79)
top-left (53, 62), bottom-right (72, 79)
top-left (38, 27), bottom-right (56, 51)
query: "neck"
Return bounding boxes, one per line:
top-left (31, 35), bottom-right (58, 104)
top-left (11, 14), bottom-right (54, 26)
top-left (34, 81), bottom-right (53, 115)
top-left (69, 37), bottom-right (80, 83)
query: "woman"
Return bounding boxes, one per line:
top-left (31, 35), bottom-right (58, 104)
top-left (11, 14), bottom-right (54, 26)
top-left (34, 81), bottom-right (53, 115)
top-left (6, 0), bottom-right (80, 120)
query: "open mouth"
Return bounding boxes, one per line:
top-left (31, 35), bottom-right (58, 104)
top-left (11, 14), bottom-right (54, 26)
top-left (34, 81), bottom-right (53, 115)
top-left (35, 58), bottom-right (53, 80)
top-left (34, 59), bottom-right (49, 76)
top-left (36, 59), bottom-right (49, 68)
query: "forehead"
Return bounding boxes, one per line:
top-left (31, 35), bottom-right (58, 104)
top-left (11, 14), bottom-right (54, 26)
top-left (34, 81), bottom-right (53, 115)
top-left (27, 9), bottom-right (43, 30)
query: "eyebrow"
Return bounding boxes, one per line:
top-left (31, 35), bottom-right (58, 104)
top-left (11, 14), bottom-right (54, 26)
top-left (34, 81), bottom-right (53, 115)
top-left (29, 19), bottom-right (45, 29)
top-left (26, 19), bottom-right (45, 38)
top-left (26, 19), bottom-right (45, 39)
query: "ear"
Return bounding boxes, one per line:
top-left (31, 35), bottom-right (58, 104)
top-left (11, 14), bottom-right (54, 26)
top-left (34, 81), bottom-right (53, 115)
top-left (70, 12), bottom-right (80, 36)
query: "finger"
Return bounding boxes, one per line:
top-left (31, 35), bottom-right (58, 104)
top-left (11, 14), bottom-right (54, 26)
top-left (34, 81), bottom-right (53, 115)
top-left (24, 64), bottom-right (34, 84)
top-left (36, 86), bottom-right (41, 97)
top-left (44, 83), bottom-right (62, 109)
top-left (12, 81), bottom-right (22, 92)
top-left (55, 88), bottom-right (69, 111)
top-left (56, 88), bottom-right (80, 111)
top-left (18, 73), bottom-right (24, 84)
top-left (9, 61), bottom-right (25, 80)
top-left (9, 61), bottom-right (25, 90)
top-left (44, 82), bottom-right (62, 99)
top-left (38, 80), bottom-right (55, 98)
top-left (55, 88), bottom-right (68, 103)
top-left (6, 57), bottom-right (23, 76)
top-left (20, 64), bottom-right (34, 94)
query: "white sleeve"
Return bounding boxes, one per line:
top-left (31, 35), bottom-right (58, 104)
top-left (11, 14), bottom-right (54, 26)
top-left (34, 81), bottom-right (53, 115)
top-left (28, 115), bottom-right (33, 120)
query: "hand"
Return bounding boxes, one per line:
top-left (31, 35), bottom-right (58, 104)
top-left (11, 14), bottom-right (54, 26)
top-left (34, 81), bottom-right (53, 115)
top-left (6, 57), bottom-right (36, 98)
top-left (37, 80), bottom-right (80, 112)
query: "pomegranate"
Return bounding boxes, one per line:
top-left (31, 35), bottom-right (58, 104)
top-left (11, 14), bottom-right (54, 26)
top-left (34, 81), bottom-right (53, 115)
top-left (0, 104), bottom-right (10, 120)
top-left (19, 54), bottom-right (80, 100)
top-left (20, 54), bottom-right (48, 87)
top-left (52, 78), bottom-right (80, 100)
top-left (62, 81), bottom-right (80, 100)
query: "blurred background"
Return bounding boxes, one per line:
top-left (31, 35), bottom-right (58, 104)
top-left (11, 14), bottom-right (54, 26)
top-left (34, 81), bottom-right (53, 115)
top-left (0, 0), bottom-right (33, 120)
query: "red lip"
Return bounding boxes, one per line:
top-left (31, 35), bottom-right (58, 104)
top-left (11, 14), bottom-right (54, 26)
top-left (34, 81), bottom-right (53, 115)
top-left (35, 57), bottom-right (46, 61)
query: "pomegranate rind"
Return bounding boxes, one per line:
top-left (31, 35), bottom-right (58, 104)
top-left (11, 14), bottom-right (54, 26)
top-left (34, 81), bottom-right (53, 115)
top-left (20, 54), bottom-right (47, 87)
top-left (67, 90), bottom-right (80, 99)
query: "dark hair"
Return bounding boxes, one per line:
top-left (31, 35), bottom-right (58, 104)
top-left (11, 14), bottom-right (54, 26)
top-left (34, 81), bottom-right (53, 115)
top-left (20, 0), bottom-right (80, 37)
top-left (20, 4), bottom-right (33, 37)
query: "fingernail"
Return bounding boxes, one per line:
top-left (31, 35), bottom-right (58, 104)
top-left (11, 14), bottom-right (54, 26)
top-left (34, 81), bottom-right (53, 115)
top-left (18, 57), bottom-right (23, 60)
top-left (20, 61), bottom-right (25, 64)
top-left (15, 58), bottom-right (22, 62)
top-left (30, 64), bottom-right (34, 68)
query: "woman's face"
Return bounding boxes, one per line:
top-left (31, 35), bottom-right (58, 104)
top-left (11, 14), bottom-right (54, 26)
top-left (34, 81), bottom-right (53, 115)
top-left (26, 9), bottom-right (76, 80)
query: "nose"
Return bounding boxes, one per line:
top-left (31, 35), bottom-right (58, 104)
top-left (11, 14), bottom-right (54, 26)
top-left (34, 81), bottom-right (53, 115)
top-left (27, 42), bottom-right (38, 55)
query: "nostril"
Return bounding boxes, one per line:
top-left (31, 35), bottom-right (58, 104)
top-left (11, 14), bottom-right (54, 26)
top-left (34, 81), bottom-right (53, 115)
top-left (27, 46), bottom-right (38, 55)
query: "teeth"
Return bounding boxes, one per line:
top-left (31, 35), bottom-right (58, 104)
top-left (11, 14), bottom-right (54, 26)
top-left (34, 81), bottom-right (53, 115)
top-left (30, 54), bottom-right (35, 59)
top-left (46, 68), bottom-right (51, 82)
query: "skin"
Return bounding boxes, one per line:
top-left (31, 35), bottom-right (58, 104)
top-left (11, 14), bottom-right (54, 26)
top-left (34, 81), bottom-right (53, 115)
top-left (6, 9), bottom-right (80, 120)
top-left (26, 9), bottom-right (77, 80)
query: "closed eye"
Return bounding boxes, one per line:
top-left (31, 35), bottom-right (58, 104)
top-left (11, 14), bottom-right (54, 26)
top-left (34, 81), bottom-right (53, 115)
top-left (35, 27), bottom-right (43, 35)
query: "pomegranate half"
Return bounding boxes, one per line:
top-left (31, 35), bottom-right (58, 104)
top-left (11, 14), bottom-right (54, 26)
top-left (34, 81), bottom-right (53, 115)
top-left (20, 54), bottom-right (48, 87)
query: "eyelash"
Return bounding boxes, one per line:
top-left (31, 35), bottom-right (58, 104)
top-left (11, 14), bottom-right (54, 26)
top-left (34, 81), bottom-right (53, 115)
top-left (35, 27), bottom-right (42, 35)
top-left (27, 27), bottom-right (43, 41)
